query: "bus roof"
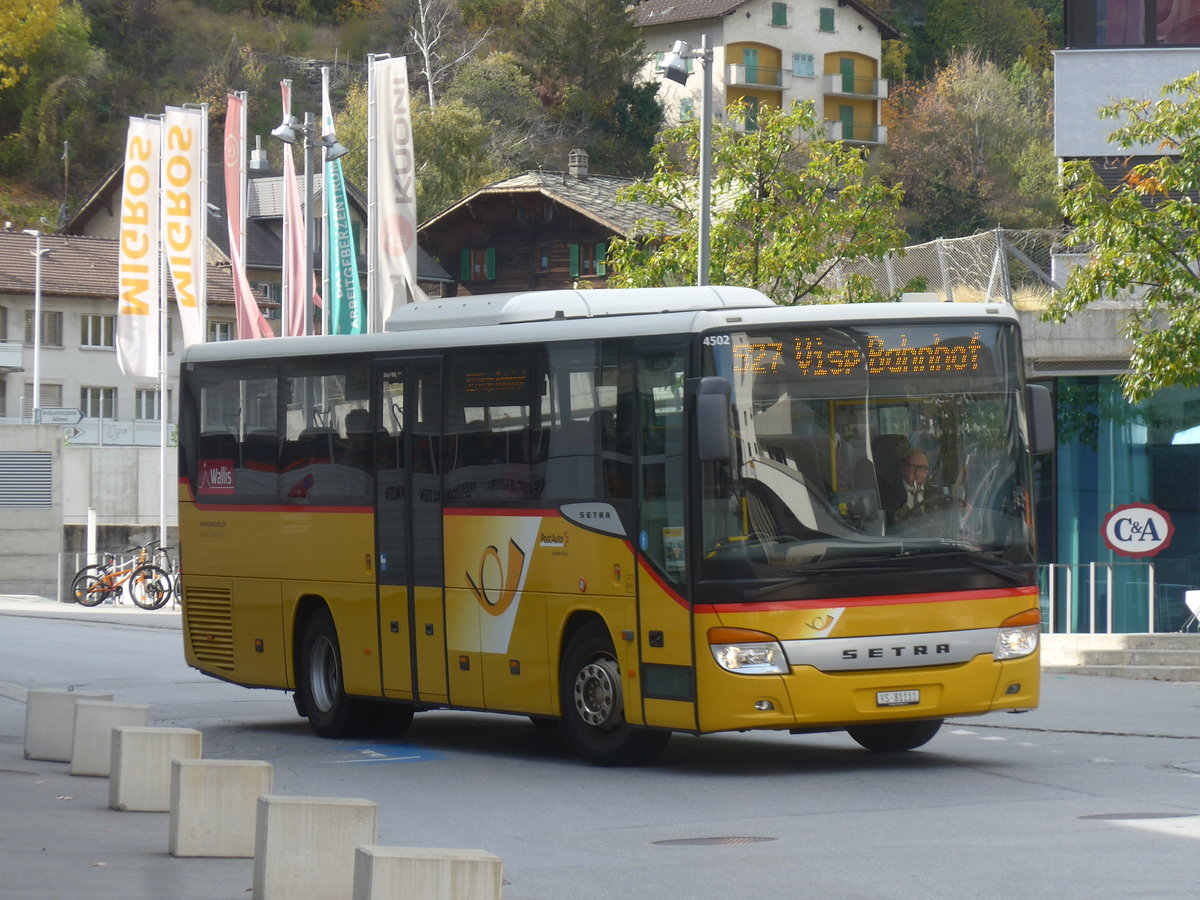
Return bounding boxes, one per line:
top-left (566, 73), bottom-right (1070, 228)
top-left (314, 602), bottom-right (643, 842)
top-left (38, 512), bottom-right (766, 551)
top-left (383, 286), bottom-right (775, 330)
top-left (182, 289), bottom-right (1018, 364)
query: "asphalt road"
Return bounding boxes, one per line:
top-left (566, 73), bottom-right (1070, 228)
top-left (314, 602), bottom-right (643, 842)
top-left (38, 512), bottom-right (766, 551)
top-left (2, 597), bottom-right (1199, 899)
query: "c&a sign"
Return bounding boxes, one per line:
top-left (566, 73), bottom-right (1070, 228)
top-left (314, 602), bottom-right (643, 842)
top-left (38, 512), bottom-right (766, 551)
top-left (1101, 503), bottom-right (1175, 558)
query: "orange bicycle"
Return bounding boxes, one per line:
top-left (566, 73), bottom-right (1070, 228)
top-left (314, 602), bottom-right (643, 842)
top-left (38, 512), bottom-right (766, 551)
top-left (70, 545), bottom-right (173, 610)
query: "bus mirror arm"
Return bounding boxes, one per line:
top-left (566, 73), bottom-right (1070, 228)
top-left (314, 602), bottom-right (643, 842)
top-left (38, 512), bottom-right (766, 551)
top-left (1025, 382), bottom-right (1054, 455)
top-left (692, 376), bottom-right (733, 462)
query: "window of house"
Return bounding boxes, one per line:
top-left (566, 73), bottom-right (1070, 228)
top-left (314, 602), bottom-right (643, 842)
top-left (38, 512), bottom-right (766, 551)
top-left (772, 2), bottom-right (789, 26)
top-left (0, 305), bottom-right (7, 340)
top-left (23, 384), bottom-right (61, 419)
top-left (0, 378), bottom-right (6, 418)
top-left (569, 243), bottom-right (607, 278)
top-left (536, 246), bottom-right (552, 273)
top-left (24, 310), bottom-right (63, 347)
top-left (460, 248), bottom-right (496, 282)
top-left (792, 53), bottom-right (815, 77)
top-left (136, 388), bottom-right (170, 420)
top-left (81, 314), bottom-right (115, 349)
top-left (81, 386), bottom-right (116, 419)
top-left (209, 321), bottom-right (234, 342)
top-left (819, 6), bottom-right (835, 31)
top-left (680, 97), bottom-right (695, 120)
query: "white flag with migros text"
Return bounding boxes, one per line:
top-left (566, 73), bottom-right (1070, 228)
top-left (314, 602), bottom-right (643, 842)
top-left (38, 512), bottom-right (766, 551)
top-left (117, 116), bottom-right (161, 378)
top-left (163, 106), bottom-right (206, 348)
top-left (369, 55), bottom-right (425, 332)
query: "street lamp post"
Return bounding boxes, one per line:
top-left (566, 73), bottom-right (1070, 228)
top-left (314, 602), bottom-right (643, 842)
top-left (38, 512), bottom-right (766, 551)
top-left (22, 229), bottom-right (51, 423)
top-left (271, 108), bottom-right (348, 336)
top-left (661, 35), bottom-right (714, 287)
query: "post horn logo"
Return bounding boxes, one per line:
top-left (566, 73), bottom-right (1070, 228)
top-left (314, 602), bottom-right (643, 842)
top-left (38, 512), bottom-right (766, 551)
top-left (465, 538), bottom-right (527, 617)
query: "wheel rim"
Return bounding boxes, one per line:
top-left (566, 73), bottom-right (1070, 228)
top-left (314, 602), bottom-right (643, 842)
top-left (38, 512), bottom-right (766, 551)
top-left (309, 635), bottom-right (339, 713)
top-left (573, 657), bottom-right (621, 728)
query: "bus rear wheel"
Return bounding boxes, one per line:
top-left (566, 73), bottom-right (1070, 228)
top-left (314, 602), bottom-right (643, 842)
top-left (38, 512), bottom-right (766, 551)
top-left (298, 607), bottom-right (374, 738)
top-left (559, 621), bottom-right (670, 766)
top-left (846, 719), bottom-right (943, 752)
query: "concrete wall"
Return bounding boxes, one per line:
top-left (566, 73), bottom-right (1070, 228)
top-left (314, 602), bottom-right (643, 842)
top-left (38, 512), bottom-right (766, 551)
top-left (1054, 47), bottom-right (1200, 157)
top-left (0, 425), bottom-right (64, 598)
top-left (0, 427), bottom-right (177, 600)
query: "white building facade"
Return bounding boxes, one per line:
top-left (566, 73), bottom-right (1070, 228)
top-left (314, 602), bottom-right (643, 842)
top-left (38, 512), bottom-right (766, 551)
top-left (632, 0), bottom-right (900, 144)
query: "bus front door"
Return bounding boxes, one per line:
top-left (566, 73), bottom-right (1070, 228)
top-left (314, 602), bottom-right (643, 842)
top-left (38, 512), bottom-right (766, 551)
top-left (376, 358), bottom-right (448, 703)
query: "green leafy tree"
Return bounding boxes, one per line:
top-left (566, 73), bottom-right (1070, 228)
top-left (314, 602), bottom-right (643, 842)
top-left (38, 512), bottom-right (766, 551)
top-left (336, 81), bottom-right (500, 220)
top-left (0, 0), bottom-right (59, 91)
top-left (883, 52), bottom-right (1057, 240)
top-left (0, 2), bottom-right (108, 191)
top-left (1049, 72), bottom-right (1200, 402)
top-left (607, 101), bottom-right (906, 303)
top-left (519, 0), bottom-right (646, 141)
top-left (925, 0), bottom-right (1054, 69)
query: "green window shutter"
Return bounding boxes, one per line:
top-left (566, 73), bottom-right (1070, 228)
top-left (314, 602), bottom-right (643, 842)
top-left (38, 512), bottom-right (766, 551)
top-left (485, 247), bottom-right (496, 280)
top-left (460, 249), bottom-right (471, 281)
top-left (596, 242), bottom-right (607, 277)
top-left (840, 57), bottom-right (855, 93)
top-left (569, 244), bottom-right (580, 278)
top-left (772, 1), bottom-right (788, 26)
top-left (743, 48), bottom-right (758, 84)
top-left (819, 7), bottom-right (835, 31)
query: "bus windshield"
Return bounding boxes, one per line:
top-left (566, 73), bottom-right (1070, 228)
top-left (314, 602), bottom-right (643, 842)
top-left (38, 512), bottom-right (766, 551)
top-left (699, 321), bottom-right (1034, 597)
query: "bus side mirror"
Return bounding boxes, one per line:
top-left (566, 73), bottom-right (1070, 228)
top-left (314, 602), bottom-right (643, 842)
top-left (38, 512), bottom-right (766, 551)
top-left (693, 376), bottom-right (732, 462)
top-left (1026, 382), bottom-right (1054, 455)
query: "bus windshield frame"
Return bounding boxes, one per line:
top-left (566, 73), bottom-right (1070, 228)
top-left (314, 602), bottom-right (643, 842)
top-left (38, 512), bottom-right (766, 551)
top-left (696, 319), bottom-right (1035, 602)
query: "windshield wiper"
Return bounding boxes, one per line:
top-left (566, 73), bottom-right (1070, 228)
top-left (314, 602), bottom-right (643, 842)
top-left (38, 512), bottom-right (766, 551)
top-left (738, 550), bottom-right (1027, 601)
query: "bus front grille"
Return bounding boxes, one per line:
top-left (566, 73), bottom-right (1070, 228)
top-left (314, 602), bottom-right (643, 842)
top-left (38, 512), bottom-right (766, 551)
top-left (184, 584), bottom-right (235, 671)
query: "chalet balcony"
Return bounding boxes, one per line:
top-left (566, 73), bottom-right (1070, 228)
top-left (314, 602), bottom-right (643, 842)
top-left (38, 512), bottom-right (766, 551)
top-left (824, 120), bottom-right (888, 145)
top-left (0, 342), bottom-right (23, 373)
top-left (726, 64), bottom-right (784, 90)
top-left (822, 73), bottom-right (888, 100)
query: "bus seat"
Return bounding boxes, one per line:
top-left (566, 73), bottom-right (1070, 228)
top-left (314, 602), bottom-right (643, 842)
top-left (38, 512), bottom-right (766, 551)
top-left (199, 432), bottom-right (239, 466)
top-left (871, 434), bottom-right (910, 514)
top-left (242, 430), bottom-right (279, 473)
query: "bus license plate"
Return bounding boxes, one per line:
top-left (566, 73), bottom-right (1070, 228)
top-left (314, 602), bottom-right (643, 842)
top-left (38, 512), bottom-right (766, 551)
top-left (876, 690), bottom-right (920, 707)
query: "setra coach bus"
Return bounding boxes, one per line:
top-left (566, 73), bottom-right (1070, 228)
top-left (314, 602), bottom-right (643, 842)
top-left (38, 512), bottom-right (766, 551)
top-left (177, 286), bottom-right (1052, 765)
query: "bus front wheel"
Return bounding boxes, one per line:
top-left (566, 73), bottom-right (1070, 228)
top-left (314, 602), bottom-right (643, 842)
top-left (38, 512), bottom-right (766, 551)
top-left (559, 621), bottom-right (670, 766)
top-left (846, 719), bottom-right (943, 752)
top-left (299, 608), bottom-right (369, 738)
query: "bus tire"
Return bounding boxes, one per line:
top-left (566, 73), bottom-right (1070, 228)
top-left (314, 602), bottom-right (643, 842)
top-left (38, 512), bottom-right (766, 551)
top-left (846, 719), bottom-right (943, 752)
top-left (298, 607), bottom-right (370, 738)
top-left (559, 621), bottom-right (670, 766)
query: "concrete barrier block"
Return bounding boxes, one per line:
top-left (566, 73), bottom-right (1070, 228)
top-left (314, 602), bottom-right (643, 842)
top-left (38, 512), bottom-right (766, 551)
top-left (69, 700), bottom-right (149, 777)
top-left (24, 689), bottom-right (113, 761)
top-left (108, 726), bottom-right (203, 812)
top-left (352, 846), bottom-right (503, 900)
top-left (169, 759), bottom-right (274, 858)
top-left (253, 794), bottom-right (378, 900)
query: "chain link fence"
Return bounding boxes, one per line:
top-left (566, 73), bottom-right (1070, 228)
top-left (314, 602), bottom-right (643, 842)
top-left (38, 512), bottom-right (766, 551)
top-left (827, 228), bottom-right (1068, 306)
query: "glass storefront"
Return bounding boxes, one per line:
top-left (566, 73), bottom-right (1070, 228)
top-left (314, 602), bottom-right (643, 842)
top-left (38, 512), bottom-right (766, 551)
top-left (1041, 376), bottom-right (1200, 632)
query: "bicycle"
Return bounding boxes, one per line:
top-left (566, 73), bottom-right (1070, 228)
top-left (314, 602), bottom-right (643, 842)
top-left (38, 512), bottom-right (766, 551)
top-left (70, 545), bottom-right (173, 610)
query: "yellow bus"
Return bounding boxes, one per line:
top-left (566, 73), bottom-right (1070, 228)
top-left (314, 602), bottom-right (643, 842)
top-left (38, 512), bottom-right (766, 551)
top-left (178, 286), bottom-right (1051, 765)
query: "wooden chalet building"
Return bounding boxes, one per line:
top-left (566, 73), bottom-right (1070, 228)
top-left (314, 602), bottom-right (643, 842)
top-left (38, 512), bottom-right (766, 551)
top-left (418, 151), bottom-right (669, 296)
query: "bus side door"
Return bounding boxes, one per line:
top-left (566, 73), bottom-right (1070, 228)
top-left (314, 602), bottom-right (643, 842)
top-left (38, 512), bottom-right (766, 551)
top-left (376, 357), bottom-right (448, 703)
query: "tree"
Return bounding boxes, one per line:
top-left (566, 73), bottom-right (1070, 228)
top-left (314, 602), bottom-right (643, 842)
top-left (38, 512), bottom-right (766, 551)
top-left (924, 0), bottom-right (1054, 69)
top-left (336, 80), bottom-right (501, 221)
top-left (365, 0), bottom-right (486, 108)
top-left (1048, 72), bottom-right (1200, 402)
top-left (0, 0), bottom-right (59, 91)
top-left (518, 0), bottom-right (646, 139)
top-left (606, 102), bottom-right (906, 303)
top-left (883, 52), bottom-right (1057, 240)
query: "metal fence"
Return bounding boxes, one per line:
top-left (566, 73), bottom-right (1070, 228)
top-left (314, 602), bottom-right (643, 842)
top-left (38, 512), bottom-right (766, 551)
top-left (827, 228), bottom-right (1066, 305)
top-left (1039, 561), bottom-right (1197, 634)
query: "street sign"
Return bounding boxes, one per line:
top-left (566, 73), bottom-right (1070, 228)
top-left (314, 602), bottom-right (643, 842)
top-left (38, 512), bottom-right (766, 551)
top-left (39, 407), bottom-right (83, 424)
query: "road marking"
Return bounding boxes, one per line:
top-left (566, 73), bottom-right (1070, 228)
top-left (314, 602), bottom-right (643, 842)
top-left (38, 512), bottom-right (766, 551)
top-left (320, 745), bottom-right (440, 765)
top-left (1109, 817), bottom-right (1200, 840)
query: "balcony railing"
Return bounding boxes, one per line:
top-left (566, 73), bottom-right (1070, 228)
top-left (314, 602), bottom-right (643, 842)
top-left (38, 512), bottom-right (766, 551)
top-left (726, 64), bottom-right (784, 90)
top-left (824, 120), bottom-right (888, 145)
top-left (0, 341), bottom-right (23, 373)
top-left (822, 73), bottom-right (888, 100)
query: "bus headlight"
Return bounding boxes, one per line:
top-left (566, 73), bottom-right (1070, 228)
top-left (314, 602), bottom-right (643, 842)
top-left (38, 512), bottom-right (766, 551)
top-left (708, 627), bottom-right (789, 675)
top-left (994, 609), bottom-right (1041, 660)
